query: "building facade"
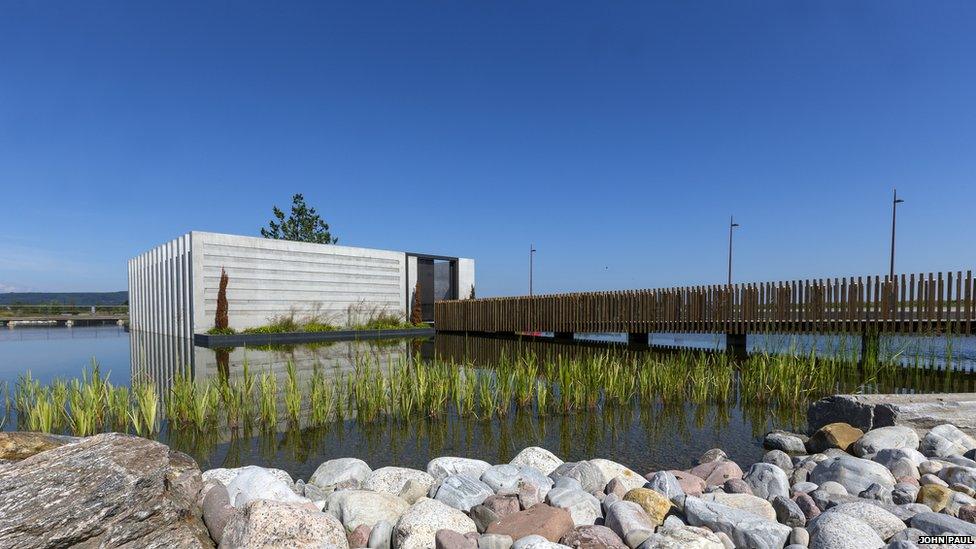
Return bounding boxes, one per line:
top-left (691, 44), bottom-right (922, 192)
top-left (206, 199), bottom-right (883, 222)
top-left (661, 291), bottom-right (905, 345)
top-left (128, 231), bottom-right (474, 335)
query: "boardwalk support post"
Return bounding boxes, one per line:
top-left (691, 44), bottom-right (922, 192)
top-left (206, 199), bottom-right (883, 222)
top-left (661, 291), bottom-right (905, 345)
top-left (726, 333), bottom-right (747, 359)
top-left (627, 332), bottom-right (648, 347)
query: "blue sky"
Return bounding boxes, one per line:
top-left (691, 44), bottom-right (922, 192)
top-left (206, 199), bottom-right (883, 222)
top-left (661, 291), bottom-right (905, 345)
top-left (1, 2), bottom-right (974, 296)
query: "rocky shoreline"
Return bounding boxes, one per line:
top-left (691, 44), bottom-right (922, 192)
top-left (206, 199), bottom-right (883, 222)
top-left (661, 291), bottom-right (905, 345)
top-left (1, 420), bottom-right (976, 548)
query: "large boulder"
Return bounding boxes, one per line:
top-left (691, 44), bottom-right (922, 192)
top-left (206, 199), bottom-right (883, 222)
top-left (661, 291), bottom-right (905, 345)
top-left (622, 488), bottom-right (671, 527)
top-left (809, 455), bottom-right (896, 496)
top-left (683, 497), bottom-right (790, 549)
top-left (643, 472), bottom-right (684, 502)
top-left (0, 432), bottom-right (213, 548)
top-left (221, 499), bottom-right (348, 548)
top-left (434, 475), bottom-right (495, 512)
top-left (309, 458), bottom-right (372, 491)
top-left (822, 501), bottom-right (905, 540)
top-left (325, 490), bottom-right (410, 531)
top-left (225, 466), bottom-right (308, 507)
top-left (0, 432), bottom-right (79, 461)
top-left (741, 463), bottom-right (790, 501)
top-left (203, 466), bottom-right (296, 490)
top-left (852, 426), bottom-right (919, 457)
top-left (921, 424), bottom-right (976, 458)
top-left (550, 462), bottom-right (607, 494)
top-left (603, 500), bottom-right (655, 548)
top-left (428, 458), bottom-right (492, 482)
top-left (763, 431), bottom-right (807, 454)
top-left (806, 423), bottom-right (864, 454)
top-left (589, 459), bottom-right (644, 492)
top-left (485, 504), bottom-right (574, 543)
top-left (511, 448), bottom-right (564, 476)
top-left (910, 511), bottom-right (976, 536)
top-left (700, 492), bottom-right (776, 521)
top-left (807, 511), bottom-right (883, 549)
top-left (364, 467), bottom-right (435, 497)
top-left (547, 479), bottom-right (602, 526)
top-left (482, 465), bottom-right (554, 496)
top-left (393, 498), bottom-right (477, 549)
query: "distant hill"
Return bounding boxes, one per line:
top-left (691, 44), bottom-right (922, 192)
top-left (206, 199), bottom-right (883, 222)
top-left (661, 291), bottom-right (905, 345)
top-left (0, 292), bottom-right (128, 306)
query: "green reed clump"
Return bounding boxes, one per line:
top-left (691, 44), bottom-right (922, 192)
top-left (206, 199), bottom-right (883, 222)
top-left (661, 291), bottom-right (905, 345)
top-left (131, 383), bottom-right (159, 435)
top-left (258, 371), bottom-right (278, 427)
top-left (283, 361), bottom-right (302, 425)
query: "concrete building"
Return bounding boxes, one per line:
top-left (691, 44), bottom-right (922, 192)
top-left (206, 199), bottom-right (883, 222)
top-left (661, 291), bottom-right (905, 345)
top-left (128, 231), bottom-right (474, 336)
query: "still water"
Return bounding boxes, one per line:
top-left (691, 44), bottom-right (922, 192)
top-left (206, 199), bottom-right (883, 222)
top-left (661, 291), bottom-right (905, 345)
top-left (1, 325), bottom-right (975, 480)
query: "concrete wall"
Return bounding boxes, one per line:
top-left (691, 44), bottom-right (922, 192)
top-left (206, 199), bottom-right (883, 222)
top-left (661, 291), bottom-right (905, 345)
top-left (129, 231), bottom-right (474, 334)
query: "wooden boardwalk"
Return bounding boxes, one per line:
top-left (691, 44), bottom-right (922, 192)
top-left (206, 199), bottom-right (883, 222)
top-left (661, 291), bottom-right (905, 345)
top-left (435, 270), bottom-right (976, 336)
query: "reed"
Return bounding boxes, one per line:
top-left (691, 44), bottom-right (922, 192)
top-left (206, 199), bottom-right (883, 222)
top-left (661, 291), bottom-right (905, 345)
top-left (258, 370), bottom-right (278, 427)
top-left (131, 383), bottom-right (159, 435)
top-left (283, 361), bottom-right (302, 425)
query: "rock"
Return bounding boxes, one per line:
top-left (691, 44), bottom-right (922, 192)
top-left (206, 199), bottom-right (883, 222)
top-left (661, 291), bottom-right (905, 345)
top-left (853, 426), bottom-right (920, 457)
top-left (824, 501), bottom-right (905, 540)
top-left (588, 460), bottom-right (644, 492)
top-left (434, 475), bottom-right (495, 512)
top-left (483, 465), bottom-right (554, 496)
top-left (202, 481), bottom-right (234, 544)
top-left (920, 473), bottom-right (948, 487)
top-left (701, 492), bottom-right (776, 520)
top-left (919, 460), bottom-right (943, 475)
top-left (743, 462), bottom-right (791, 501)
top-left (684, 496), bottom-right (791, 549)
top-left (942, 465), bottom-right (976, 490)
top-left (547, 481), bottom-right (603, 526)
top-left (480, 534), bottom-right (515, 549)
top-left (484, 494), bottom-right (521, 517)
top-left (364, 467), bottom-right (435, 497)
top-left (886, 457), bottom-right (919, 481)
top-left (350, 524), bottom-right (372, 548)
top-left (0, 433), bottom-right (212, 548)
top-left (945, 490), bottom-right (976, 517)
top-left (859, 483), bottom-right (893, 504)
top-left (400, 479), bottom-right (431, 505)
top-left (809, 455), bottom-right (896, 496)
top-left (921, 424), bottom-right (976, 458)
top-left (636, 525), bottom-right (724, 549)
top-left (221, 499), bottom-right (348, 549)
top-left (644, 471), bottom-right (685, 501)
top-left (688, 461), bottom-right (743, 487)
top-left (309, 458), bottom-right (372, 491)
top-left (511, 448), bottom-right (564, 476)
top-left (204, 466), bottom-right (296, 491)
top-left (225, 466), bottom-right (308, 507)
top-left (511, 534), bottom-right (571, 549)
top-left (665, 470), bottom-right (705, 497)
top-left (910, 511), bottom-right (976, 536)
top-left (0, 432), bottom-right (79, 461)
top-left (551, 462), bottom-right (607, 494)
top-left (873, 447), bottom-right (927, 468)
top-left (790, 526), bottom-right (809, 546)
top-left (721, 478), bottom-right (751, 495)
top-left (696, 448), bottom-right (728, 465)
top-left (471, 505), bottom-right (500, 533)
top-left (429, 458), bottom-right (493, 482)
top-left (807, 423), bottom-right (865, 454)
top-left (959, 504), bottom-right (976, 523)
top-left (326, 490), bottom-right (410, 531)
top-left (485, 504), bottom-right (574, 543)
top-left (603, 500), bottom-right (655, 548)
top-left (807, 511), bottom-right (883, 549)
top-left (764, 431), bottom-right (808, 454)
top-left (763, 450), bottom-right (794, 474)
top-left (887, 527), bottom-right (926, 544)
top-left (437, 529), bottom-right (479, 549)
top-left (794, 493), bottom-right (821, 521)
top-left (369, 519), bottom-right (394, 549)
top-left (621, 488), bottom-right (670, 526)
top-left (560, 525), bottom-right (627, 549)
top-left (916, 483), bottom-right (952, 512)
top-left (605, 478), bottom-right (628, 498)
top-left (792, 481), bottom-right (817, 494)
top-left (394, 498), bottom-right (477, 549)
top-left (772, 495), bottom-right (806, 527)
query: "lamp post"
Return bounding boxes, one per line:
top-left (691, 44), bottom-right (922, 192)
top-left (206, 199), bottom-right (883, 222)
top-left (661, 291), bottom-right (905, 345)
top-left (728, 216), bottom-right (740, 286)
top-left (889, 189), bottom-right (904, 281)
top-left (529, 244), bottom-right (536, 297)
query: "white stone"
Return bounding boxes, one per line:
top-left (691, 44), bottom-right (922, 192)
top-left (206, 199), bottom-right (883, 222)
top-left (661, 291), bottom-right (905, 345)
top-left (700, 493), bottom-right (776, 521)
top-left (224, 466), bottom-right (308, 507)
top-left (325, 490), bottom-right (409, 531)
top-left (427, 457), bottom-right (492, 482)
top-left (546, 482), bottom-right (602, 526)
top-left (363, 467), bottom-right (435, 497)
top-left (853, 426), bottom-right (920, 457)
top-left (808, 511), bottom-right (883, 549)
top-left (604, 500), bottom-right (655, 549)
top-left (920, 424), bottom-right (976, 458)
top-left (510, 447), bottom-right (564, 476)
top-left (433, 474), bottom-right (494, 512)
top-left (684, 497), bottom-right (791, 549)
top-left (742, 463), bottom-right (790, 501)
top-left (309, 458), bottom-right (372, 490)
top-left (393, 498), bottom-right (477, 549)
top-left (590, 459), bottom-right (646, 492)
top-left (204, 466), bottom-right (295, 490)
top-left (220, 499), bottom-right (349, 549)
top-left (823, 501), bottom-right (905, 540)
top-left (637, 525), bottom-right (723, 549)
top-left (809, 455), bottom-right (896, 496)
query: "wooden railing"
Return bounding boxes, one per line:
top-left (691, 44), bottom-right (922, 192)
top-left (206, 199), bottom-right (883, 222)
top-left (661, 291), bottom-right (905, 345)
top-left (435, 271), bottom-right (976, 335)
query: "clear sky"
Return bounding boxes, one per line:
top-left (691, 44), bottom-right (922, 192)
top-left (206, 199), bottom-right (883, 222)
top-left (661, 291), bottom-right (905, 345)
top-left (1, 2), bottom-right (974, 296)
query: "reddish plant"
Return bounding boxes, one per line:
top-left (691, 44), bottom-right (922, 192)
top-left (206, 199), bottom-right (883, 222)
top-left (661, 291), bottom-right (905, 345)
top-left (411, 281), bottom-right (423, 325)
top-left (215, 268), bottom-right (229, 330)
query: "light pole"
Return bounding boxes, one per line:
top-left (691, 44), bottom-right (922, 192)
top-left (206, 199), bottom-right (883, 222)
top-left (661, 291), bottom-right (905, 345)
top-left (529, 244), bottom-right (536, 297)
top-left (889, 189), bottom-right (904, 281)
top-left (728, 216), bottom-right (740, 286)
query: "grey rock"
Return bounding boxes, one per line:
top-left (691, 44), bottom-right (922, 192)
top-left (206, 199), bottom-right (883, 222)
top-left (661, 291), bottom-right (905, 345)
top-left (909, 511), bottom-right (976, 536)
top-left (886, 457), bottom-right (920, 480)
top-left (482, 465), bottom-right (554, 497)
top-left (547, 481), bottom-right (603, 526)
top-left (722, 478), bottom-right (753, 495)
top-left (824, 501), bottom-right (905, 540)
top-left (809, 455), bottom-right (896, 496)
top-left (743, 462), bottom-right (791, 501)
top-left (701, 492), bottom-right (776, 520)
top-left (401, 479), bottom-right (431, 505)
top-left (789, 526), bottom-right (809, 546)
top-left (309, 457), bottom-right (372, 491)
top-left (792, 482), bottom-right (818, 493)
top-left (393, 498), bottom-right (478, 549)
top-left (791, 468), bottom-right (810, 486)
top-left (644, 472), bottom-right (685, 502)
top-left (202, 481), bottom-right (234, 544)
top-left (764, 450), bottom-right (794, 474)
top-left (471, 505), bottom-right (501, 534)
top-left (887, 527), bottom-right (925, 544)
top-left (325, 489), bottom-right (409, 531)
top-left (428, 458), bottom-right (493, 482)
top-left (808, 511), bottom-right (884, 549)
top-left (891, 484), bottom-right (919, 505)
top-left (636, 525), bottom-right (723, 548)
top-left (872, 448), bottom-right (927, 469)
top-left (941, 465), bottom-right (976, 490)
top-left (363, 467), bottom-right (435, 497)
top-left (603, 500), bottom-right (654, 548)
top-left (684, 496), bottom-right (791, 549)
top-left (368, 520), bottom-right (394, 549)
top-left (550, 462), bottom-right (608, 494)
top-left (221, 499), bottom-right (347, 548)
top-left (226, 466), bottom-right (308, 507)
top-left (512, 534), bottom-right (570, 549)
top-left (764, 431), bottom-right (808, 454)
top-left (480, 534), bottom-right (515, 549)
top-left (920, 424), bottom-right (976, 458)
top-left (883, 541), bottom-right (916, 549)
top-left (590, 460), bottom-right (645, 493)
top-left (560, 525), bottom-right (627, 549)
top-left (772, 495), bottom-right (806, 527)
top-left (859, 483), bottom-right (894, 504)
top-left (510, 447), bottom-right (564, 476)
top-left (0, 433), bottom-right (212, 548)
top-left (696, 448), bottom-right (728, 465)
top-left (853, 426), bottom-right (920, 457)
top-left (435, 475), bottom-right (495, 512)
top-left (920, 473), bottom-right (948, 487)
top-left (436, 529), bottom-right (479, 549)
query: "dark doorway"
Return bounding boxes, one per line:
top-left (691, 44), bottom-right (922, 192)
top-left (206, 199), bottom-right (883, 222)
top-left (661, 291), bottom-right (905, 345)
top-left (412, 255), bottom-right (458, 323)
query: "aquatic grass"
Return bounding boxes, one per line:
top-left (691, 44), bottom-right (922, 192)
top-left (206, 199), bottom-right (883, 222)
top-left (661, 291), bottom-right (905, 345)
top-left (283, 361), bottom-right (302, 425)
top-left (258, 371), bottom-right (278, 427)
top-left (131, 383), bottom-right (159, 436)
